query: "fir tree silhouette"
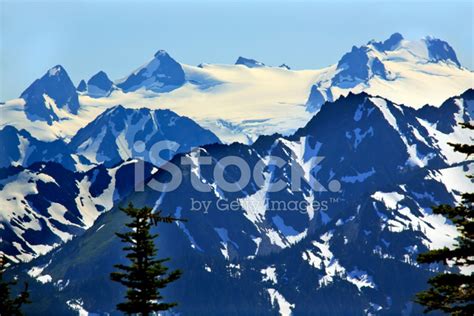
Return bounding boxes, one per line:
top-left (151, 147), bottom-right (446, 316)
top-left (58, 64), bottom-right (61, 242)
top-left (111, 203), bottom-right (185, 315)
top-left (0, 255), bottom-right (30, 316)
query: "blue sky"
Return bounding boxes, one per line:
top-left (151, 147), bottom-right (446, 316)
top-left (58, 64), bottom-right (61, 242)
top-left (1, 0), bottom-right (473, 100)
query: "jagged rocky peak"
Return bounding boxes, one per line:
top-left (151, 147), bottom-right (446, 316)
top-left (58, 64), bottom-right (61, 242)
top-left (417, 88), bottom-right (474, 133)
top-left (423, 36), bottom-right (461, 67)
top-left (116, 49), bottom-right (185, 93)
top-left (235, 56), bottom-right (265, 68)
top-left (369, 33), bottom-right (461, 67)
top-left (369, 32), bottom-right (404, 51)
top-left (88, 71), bottom-right (113, 89)
top-left (332, 33), bottom-right (463, 88)
top-left (20, 65), bottom-right (80, 125)
top-left (279, 63), bottom-right (291, 70)
top-left (154, 49), bottom-right (170, 59)
top-left (87, 70), bottom-right (115, 98)
top-left (332, 45), bottom-right (390, 87)
top-left (47, 65), bottom-right (65, 77)
top-left (77, 79), bottom-right (87, 92)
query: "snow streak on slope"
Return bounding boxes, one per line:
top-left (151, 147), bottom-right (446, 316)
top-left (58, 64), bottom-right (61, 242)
top-left (0, 171), bottom-right (67, 261)
top-left (417, 96), bottom-right (474, 165)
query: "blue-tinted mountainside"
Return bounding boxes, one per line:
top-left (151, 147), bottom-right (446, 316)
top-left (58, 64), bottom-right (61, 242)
top-left (0, 126), bottom-right (75, 169)
top-left (0, 106), bottom-right (220, 171)
top-left (69, 105), bottom-right (220, 166)
top-left (0, 106), bottom-right (220, 261)
top-left (0, 160), bottom-right (155, 262)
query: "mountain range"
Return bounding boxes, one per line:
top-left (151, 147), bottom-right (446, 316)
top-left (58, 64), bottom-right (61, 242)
top-left (0, 33), bottom-right (473, 315)
top-left (2, 89), bottom-right (473, 314)
top-left (1, 33), bottom-right (472, 144)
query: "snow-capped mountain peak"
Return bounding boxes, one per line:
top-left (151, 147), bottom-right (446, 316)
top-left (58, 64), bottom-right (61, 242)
top-left (365, 33), bottom-right (462, 67)
top-left (19, 64), bottom-right (80, 125)
top-left (306, 33), bottom-right (470, 112)
top-left (86, 71), bottom-right (115, 98)
top-left (116, 49), bottom-right (185, 93)
top-left (332, 33), bottom-right (463, 88)
top-left (1, 34), bottom-right (471, 146)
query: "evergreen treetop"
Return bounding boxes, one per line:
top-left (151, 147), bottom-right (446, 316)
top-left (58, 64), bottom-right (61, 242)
top-left (110, 203), bottom-right (183, 316)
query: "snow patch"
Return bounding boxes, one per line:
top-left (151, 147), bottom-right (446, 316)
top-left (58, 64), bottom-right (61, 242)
top-left (267, 288), bottom-right (295, 316)
top-left (261, 266), bottom-right (277, 284)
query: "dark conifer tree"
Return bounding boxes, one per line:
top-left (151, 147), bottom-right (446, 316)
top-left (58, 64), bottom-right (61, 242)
top-left (416, 122), bottom-right (474, 315)
top-left (111, 203), bottom-right (183, 315)
top-left (0, 255), bottom-right (30, 316)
